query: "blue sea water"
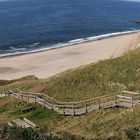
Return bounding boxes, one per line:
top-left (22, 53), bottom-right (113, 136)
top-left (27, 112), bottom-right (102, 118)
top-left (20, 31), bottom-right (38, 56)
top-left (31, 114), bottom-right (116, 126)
top-left (0, 0), bottom-right (140, 56)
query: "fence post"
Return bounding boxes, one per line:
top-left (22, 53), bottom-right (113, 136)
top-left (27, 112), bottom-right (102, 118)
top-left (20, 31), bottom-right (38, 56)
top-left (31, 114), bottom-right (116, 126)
top-left (99, 99), bottom-right (101, 109)
top-left (34, 96), bottom-right (36, 104)
top-left (28, 95), bottom-right (30, 102)
top-left (73, 104), bottom-right (75, 116)
top-left (85, 103), bottom-right (88, 113)
top-left (51, 99), bottom-right (54, 110)
top-left (44, 101), bottom-right (46, 108)
top-left (132, 97), bottom-right (133, 107)
top-left (21, 93), bottom-right (23, 100)
top-left (63, 105), bottom-right (65, 115)
top-left (115, 95), bottom-right (118, 106)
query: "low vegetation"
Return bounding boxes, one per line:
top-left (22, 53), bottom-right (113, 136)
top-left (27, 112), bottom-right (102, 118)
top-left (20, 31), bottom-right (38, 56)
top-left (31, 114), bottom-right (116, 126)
top-left (1, 125), bottom-right (88, 140)
top-left (43, 48), bottom-right (140, 101)
top-left (0, 48), bottom-right (140, 139)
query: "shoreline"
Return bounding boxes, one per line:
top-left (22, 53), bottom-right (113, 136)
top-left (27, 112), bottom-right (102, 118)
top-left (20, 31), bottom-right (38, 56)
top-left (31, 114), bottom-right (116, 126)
top-left (0, 31), bottom-right (140, 80)
top-left (0, 30), bottom-right (140, 58)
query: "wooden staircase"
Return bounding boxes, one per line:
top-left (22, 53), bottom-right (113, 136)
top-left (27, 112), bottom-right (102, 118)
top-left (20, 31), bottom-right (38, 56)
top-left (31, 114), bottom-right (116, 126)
top-left (1, 89), bottom-right (140, 116)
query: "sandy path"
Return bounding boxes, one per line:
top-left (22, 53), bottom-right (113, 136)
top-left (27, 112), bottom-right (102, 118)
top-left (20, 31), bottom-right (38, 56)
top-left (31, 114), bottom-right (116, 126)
top-left (0, 32), bottom-right (140, 80)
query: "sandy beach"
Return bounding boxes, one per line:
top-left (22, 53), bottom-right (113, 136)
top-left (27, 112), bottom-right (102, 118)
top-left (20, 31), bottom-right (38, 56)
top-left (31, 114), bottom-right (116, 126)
top-left (0, 32), bottom-right (140, 80)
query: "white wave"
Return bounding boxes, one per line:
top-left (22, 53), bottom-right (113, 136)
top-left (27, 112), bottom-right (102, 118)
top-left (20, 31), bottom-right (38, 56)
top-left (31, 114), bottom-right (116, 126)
top-left (86, 30), bottom-right (140, 41)
top-left (68, 38), bottom-right (86, 44)
top-left (28, 42), bottom-right (40, 47)
top-left (10, 47), bottom-right (26, 51)
top-left (0, 29), bottom-right (140, 58)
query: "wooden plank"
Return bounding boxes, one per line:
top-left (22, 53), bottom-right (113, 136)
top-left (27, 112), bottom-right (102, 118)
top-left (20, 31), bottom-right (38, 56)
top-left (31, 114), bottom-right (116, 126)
top-left (117, 95), bottom-right (132, 99)
top-left (13, 119), bottom-right (31, 128)
top-left (122, 90), bottom-right (140, 95)
top-left (21, 106), bottom-right (35, 113)
top-left (23, 117), bottom-right (36, 128)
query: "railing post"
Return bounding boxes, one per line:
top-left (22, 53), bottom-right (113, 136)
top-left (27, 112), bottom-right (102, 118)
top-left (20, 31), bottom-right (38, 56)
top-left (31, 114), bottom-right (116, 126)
top-left (115, 95), bottom-right (118, 106)
top-left (51, 99), bottom-right (54, 110)
top-left (132, 97), bottom-right (133, 107)
top-left (28, 95), bottom-right (30, 102)
top-left (34, 96), bottom-right (36, 104)
top-left (99, 100), bottom-right (101, 109)
top-left (73, 104), bottom-right (75, 116)
top-left (85, 103), bottom-right (88, 113)
top-left (44, 101), bottom-right (46, 108)
top-left (63, 105), bottom-right (65, 115)
top-left (22, 93), bottom-right (23, 100)
top-left (52, 103), bottom-right (54, 110)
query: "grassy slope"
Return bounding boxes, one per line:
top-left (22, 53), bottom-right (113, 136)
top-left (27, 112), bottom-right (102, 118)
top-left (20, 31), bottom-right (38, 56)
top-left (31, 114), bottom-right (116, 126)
top-left (1, 97), bottom-right (140, 139)
top-left (43, 48), bottom-right (140, 101)
top-left (0, 97), bottom-right (64, 131)
top-left (0, 75), bottom-right (47, 93)
top-left (0, 48), bottom-right (140, 139)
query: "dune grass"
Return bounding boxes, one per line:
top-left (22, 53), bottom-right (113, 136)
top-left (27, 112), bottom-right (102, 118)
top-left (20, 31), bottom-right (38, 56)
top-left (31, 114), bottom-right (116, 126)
top-left (1, 97), bottom-right (140, 139)
top-left (42, 48), bottom-right (140, 101)
top-left (0, 49), bottom-right (139, 102)
top-left (0, 97), bottom-right (64, 132)
top-left (0, 48), bottom-right (140, 139)
top-left (0, 75), bottom-right (47, 94)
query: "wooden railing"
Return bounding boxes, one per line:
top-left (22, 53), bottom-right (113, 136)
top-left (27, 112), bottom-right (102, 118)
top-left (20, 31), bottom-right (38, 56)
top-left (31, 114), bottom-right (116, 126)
top-left (0, 89), bottom-right (140, 116)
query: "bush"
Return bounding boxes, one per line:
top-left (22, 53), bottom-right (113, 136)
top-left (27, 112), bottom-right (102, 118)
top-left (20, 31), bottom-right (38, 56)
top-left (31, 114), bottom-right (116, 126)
top-left (126, 126), bottom-right (140, 140)
top-left (1, 125), bottom-right (88, 140)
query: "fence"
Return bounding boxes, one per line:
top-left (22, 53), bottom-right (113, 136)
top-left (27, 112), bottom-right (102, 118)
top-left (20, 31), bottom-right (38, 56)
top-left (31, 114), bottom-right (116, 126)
top-left (0, 89), bottom-right (140, 116)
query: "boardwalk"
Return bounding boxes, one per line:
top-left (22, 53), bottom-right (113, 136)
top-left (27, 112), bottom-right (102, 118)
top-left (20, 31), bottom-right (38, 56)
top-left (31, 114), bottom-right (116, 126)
top-left (1, 89), bottom-right (140, 116)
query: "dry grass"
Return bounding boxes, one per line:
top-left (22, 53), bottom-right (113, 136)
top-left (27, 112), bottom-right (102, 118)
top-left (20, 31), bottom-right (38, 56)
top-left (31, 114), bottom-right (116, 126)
top-left (0, 48), bottom-right (140, 139)
top-left (42, 48), bottom-right (140, 102)
top-left (1, 96), bottom-right (140, 139)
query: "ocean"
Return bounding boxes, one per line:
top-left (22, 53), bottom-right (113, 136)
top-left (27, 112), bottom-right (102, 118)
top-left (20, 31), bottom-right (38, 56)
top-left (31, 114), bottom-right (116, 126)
top-left (0, 0), bottom-right (140, 57)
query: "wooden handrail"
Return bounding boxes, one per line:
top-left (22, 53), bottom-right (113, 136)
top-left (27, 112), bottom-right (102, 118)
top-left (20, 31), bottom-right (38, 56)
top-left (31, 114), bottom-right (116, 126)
top-left (122, 90), bottom-right (140, 95)
top-left (1, 89), bottom-right (140, 116)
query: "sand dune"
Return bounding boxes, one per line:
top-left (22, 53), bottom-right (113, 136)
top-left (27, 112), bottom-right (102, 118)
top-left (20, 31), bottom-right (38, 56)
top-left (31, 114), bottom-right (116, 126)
top-left (0, 32), bottom-right (140, 80)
